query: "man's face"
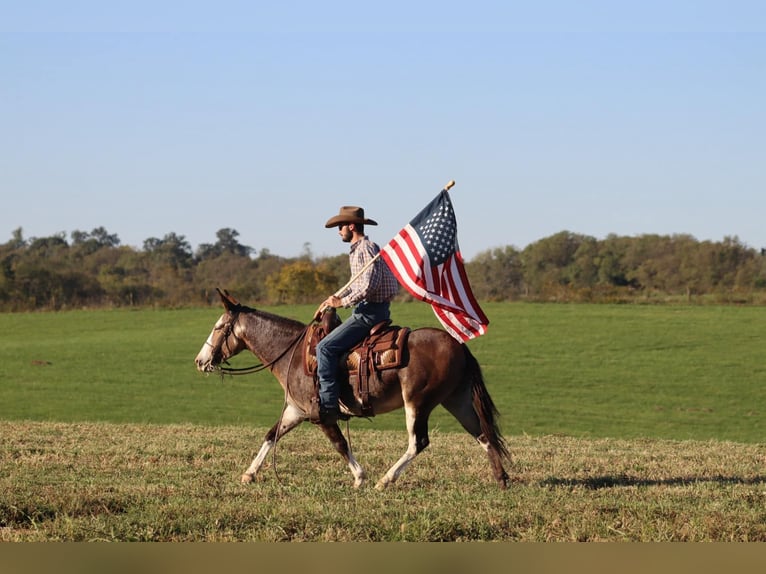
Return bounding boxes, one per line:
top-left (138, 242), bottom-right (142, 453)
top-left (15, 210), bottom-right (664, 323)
top-left (338, 224), bottom-right (353, 243)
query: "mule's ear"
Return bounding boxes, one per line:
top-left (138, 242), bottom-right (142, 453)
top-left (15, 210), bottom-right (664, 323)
top-left (216, 288), bottom-right (240, 311)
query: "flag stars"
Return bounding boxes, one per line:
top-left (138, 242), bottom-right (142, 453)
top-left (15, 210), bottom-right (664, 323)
top-left (416, 203), bottom-right (456, 266)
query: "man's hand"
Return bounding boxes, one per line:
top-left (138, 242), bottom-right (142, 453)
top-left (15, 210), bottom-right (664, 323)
top-left (313, 296), bottom-right (341, 321)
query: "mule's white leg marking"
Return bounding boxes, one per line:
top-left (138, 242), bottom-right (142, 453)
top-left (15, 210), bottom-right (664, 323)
top-left (241, 404), bottom-right (304, 484)
top-left (376, 405), bottom-right (419, 490)
top-left (347, 451), bottom-right (366, 488)
top-left (241, 440), bottom-right (274, 483)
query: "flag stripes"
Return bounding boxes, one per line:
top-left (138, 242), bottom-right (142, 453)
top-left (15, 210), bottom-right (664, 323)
top-left (380, 191), bottom-right (489, 342)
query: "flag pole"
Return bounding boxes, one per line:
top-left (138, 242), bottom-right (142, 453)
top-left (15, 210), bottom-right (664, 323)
top-left (314, 180), bottom-right (455, 320)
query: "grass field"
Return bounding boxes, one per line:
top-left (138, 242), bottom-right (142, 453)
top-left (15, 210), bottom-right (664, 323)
top-left (2, 302), bottom-right (765, 543)
top-left (1, 302), bottom-right (764, 442)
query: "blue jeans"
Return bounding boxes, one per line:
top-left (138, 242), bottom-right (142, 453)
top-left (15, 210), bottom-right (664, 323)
top-left (316, 301), bottom-right (391, 410)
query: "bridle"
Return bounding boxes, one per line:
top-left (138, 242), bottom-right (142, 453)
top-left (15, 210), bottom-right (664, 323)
top-left (210, 310), bottom-right (311, 378)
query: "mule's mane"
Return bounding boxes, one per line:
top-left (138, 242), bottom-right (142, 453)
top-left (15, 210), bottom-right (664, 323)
top-left (237, 305), bottom-right (307, 333)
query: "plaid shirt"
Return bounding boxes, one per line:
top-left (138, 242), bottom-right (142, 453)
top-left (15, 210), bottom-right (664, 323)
top-left (339, 237), bottom-right (399, 307)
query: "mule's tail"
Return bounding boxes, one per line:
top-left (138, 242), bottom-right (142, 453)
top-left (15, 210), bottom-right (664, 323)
top-left (465, 345), bottom-right (510, 460)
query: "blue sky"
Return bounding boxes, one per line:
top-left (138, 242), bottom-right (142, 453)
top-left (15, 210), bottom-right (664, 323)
top-left (2, 1), bottom-right (765, 260)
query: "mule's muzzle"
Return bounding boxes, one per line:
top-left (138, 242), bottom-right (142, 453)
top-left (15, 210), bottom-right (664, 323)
top-left (195, 357), bottom-right (217, 373)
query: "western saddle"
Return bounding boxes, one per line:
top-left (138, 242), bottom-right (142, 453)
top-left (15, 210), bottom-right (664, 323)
top-left (304, 309), bottom-right (410, 417)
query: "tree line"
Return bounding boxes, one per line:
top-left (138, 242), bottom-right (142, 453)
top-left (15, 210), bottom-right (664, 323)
top-left (1, 226), bottom-right (765, 312)
top-left (469, 231), bottom-right (766, 304)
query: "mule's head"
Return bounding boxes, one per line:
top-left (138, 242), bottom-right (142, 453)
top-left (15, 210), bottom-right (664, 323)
top-left (194, 288), bottom-right (248, 372)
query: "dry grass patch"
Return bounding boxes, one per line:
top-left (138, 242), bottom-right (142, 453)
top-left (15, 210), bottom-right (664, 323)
top-left (1, 421), bottom-right (765, 541)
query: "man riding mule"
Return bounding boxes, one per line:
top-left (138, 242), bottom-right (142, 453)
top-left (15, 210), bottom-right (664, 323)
top-left (311, 206), bottom-right (399, 426)
top-left (194, 185), bottom-right (509, 489)
top-left (194, 289), bottom-right (509, 489)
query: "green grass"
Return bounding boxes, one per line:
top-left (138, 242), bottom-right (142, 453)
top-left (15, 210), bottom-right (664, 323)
top-left (2, 303), bottom-right (766, 542)
top-left (471, 303), bottom-right (766, 442)
top-left (1, 303), bottom-right (765, 442)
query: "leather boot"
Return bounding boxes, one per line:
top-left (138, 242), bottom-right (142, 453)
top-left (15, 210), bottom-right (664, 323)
top-left (308, 398), bottom-right (322, 424)
top-left (318, 407), bottom-right (339, 426)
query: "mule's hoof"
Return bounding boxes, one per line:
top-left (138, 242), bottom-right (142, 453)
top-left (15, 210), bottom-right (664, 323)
top-left (353, 477), bottom-right (365, 489)
top-left (241, 473), bottom-right (255, 485)
top-left (374, 479), bottom-right (389, 490)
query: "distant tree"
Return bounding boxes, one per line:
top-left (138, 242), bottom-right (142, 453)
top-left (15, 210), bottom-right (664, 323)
top-left (71, 227), bottom-right (120, 248)
top-left (6, 227), bottom-right (26, 249)
top-left (195, 228), bottom-right (253, 261)
top-left (567, 236), bottom-right (600, 288)
top-left (28, 233), bottom-right (69, 257)
top-left (90, 227), bottom-right (120, 247)
top-left (265, 259), bottom-right (337, 304)
top-left (93, 247), bottom-right (154, 306)
top-left (194, 253), bottom-right (261, 304)
top-left (71, 227), bottom-right (121, 257)
top-left (143, 233), bottom-right (193, 269)
top-left (597, 235), bottom-right (634, 287)
top-left (299, 242), bottom-right (313, 261)
top-left (316, 254), bottom-right (349, 288)
top-left (466, 246), bottom-right (524, 301)
top-left (521, 231), bottom-right (591, 297)
top-left (70, 230), bottom-right (88, 245)
top-left (709, 236), bottom-right (753, 290)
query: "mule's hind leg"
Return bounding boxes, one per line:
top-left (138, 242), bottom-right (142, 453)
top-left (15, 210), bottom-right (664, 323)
top-left (375, 404), bottom-right (431, 490)
top-left (318, 423), bottom-right (366, 488)
top-left (241, 403), bottom-right (304, 484)
top-left (442, 388), bottom-right (510, 489)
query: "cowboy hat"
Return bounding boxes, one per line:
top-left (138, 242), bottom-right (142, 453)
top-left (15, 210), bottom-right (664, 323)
top-left (324, 206), bottom-right (378, 228)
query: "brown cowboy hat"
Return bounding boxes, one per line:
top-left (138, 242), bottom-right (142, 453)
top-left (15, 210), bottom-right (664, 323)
top-left (324, 206), bottom-right (378, 228)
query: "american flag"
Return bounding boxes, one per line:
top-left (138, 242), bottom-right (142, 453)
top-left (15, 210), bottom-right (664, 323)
top-left (381, 188), bottom-right (489, 342)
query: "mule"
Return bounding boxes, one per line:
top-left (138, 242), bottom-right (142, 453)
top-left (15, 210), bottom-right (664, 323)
top-left (194, 289), bottom-right (510, 489)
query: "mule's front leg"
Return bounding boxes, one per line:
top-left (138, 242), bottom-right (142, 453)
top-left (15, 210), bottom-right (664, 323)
top-left (241, 404), bottom-right (304, 484)
top-left (319, 423), bottom-right (366, 488)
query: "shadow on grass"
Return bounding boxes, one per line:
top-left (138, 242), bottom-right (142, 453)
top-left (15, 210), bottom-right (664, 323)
top-left (540, 474), bottom-right (766, 490)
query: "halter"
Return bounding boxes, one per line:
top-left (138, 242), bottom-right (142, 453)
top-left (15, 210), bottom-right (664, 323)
top-left (212, 311), bottom-right (310, 378)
